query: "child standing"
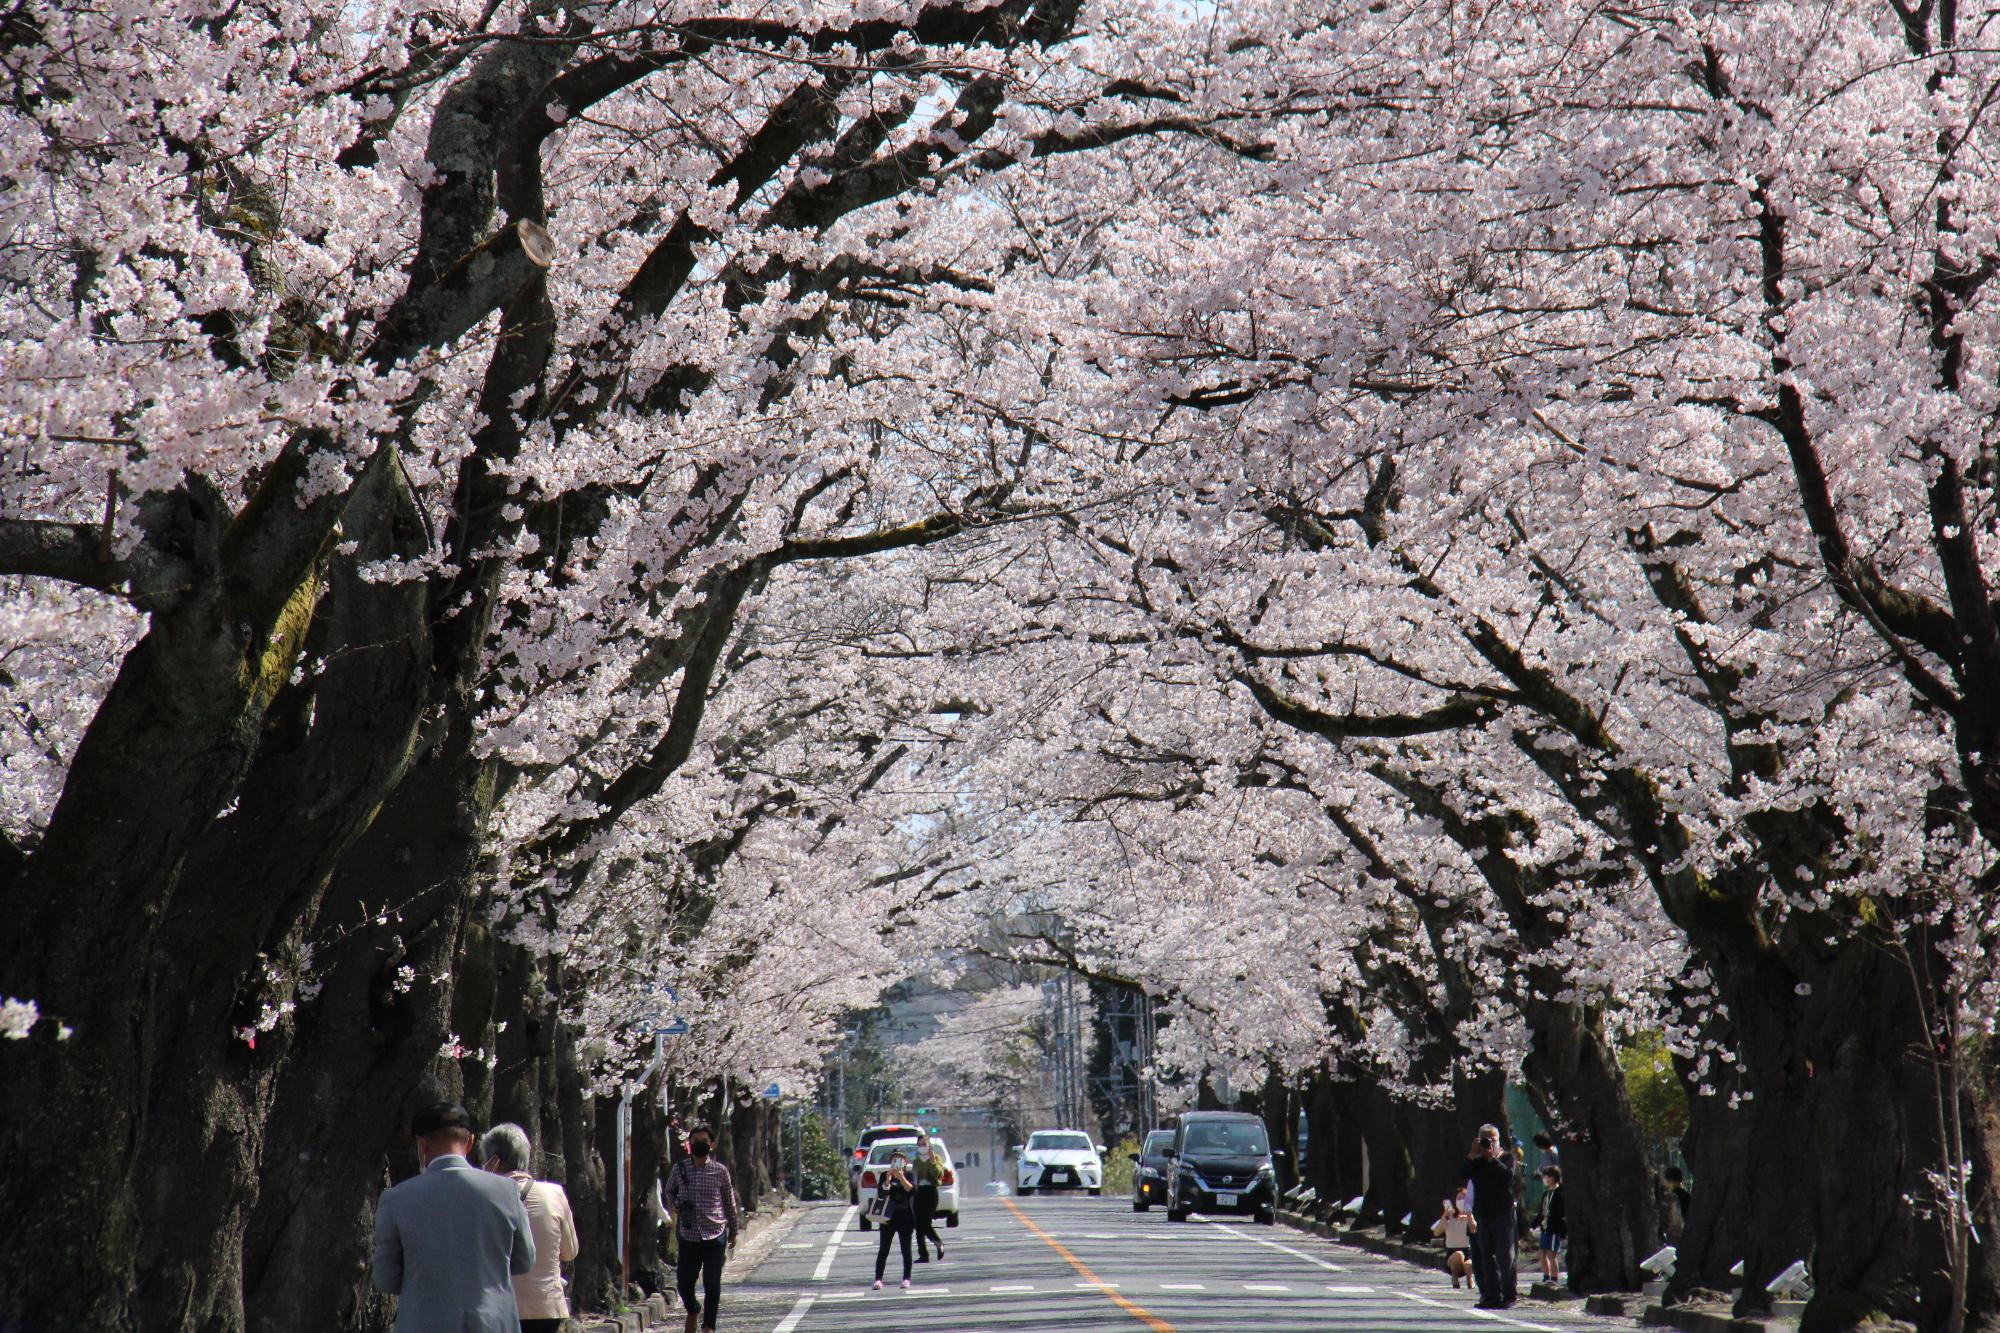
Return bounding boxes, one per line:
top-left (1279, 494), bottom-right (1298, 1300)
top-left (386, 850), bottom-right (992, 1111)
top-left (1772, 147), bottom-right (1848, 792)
top-left (1536, 1166), bottom-right (1566, 1282)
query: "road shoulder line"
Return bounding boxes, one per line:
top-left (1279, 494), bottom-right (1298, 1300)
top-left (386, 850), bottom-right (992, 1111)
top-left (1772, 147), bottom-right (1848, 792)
top-left (812, 1205), bottom-right (858, 1281)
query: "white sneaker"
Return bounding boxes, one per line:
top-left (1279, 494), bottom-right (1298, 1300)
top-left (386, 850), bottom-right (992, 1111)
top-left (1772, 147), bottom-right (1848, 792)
top-left (871, 1280), bottom-right (883, 1290)
top-left (901, 1278), bottom-right (912, 1290)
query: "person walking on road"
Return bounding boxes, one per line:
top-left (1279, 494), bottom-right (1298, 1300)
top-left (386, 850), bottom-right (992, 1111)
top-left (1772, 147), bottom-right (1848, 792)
top-left (912, 1132), bottom-right (948, 1264)
top-left (871, 1150), bottom-right (918, 1290)
top-left (480, 1122), bottom-right (580, 1333)
top-left (371, 1102), bottom-right (536, 1333)
top-left (665, 1123), bottom-right (739, 1333)
top-left (1461, 1122), bottom-right (1518, 1309)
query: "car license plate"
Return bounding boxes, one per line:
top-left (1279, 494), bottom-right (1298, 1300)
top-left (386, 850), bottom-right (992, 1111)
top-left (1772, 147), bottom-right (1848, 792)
top-left (1216, 1192), bottom-right (1238, 1207)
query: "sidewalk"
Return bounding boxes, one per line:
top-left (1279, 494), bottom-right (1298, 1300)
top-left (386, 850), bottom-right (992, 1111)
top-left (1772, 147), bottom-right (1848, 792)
top-left (573, 1197), bottom-right (819, 1333)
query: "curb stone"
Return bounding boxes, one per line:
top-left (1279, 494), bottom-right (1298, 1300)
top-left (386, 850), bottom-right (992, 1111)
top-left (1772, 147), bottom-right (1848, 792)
top-left (1277, 1207), bottom-right (1669, 1325)
top-left (1640, 1303), bottom-right (1793, 1332)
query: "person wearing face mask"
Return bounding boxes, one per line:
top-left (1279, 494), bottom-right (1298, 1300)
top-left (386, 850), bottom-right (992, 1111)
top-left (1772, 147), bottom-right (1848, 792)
top-left (665, 1123), bottom-right (738, 1333)
top-left (911, 1132), bottom-right (947, 1264)
top-left (871, 1151), bottom-right (918, 1290)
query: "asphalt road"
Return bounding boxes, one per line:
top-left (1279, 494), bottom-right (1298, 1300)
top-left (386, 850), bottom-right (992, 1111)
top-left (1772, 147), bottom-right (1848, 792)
top-left (719, 1195), bottom-right (1626, 1333)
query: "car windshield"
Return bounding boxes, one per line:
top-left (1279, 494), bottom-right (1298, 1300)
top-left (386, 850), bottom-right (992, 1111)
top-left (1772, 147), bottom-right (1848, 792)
top-left (1143, 1131), bottom-right (1174, 1155)
top-left (1182, 1121), bottom-right (1271, 1156)
top-left (1029, 1132), bottom-right (1093, 1152)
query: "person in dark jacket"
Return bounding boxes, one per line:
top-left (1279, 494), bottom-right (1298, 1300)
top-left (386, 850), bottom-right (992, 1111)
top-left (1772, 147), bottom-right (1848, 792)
top-left (1460, 1123), bottom-right (1517, 1308)
top-left (912, 1132), bottom-right (948, 1263)
top-left (871, 1151), bottom-right (918, 1290)
top-left (1536, 1165), bottom-right (1567, 1282)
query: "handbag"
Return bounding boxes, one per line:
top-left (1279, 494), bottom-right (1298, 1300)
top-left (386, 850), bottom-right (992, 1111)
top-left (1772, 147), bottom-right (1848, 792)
top-left (865, 1192), bottom-right (891, 1221)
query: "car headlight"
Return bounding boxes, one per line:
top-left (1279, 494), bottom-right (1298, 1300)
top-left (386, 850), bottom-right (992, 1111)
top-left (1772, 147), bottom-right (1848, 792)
top-left (1258, 1163), bottom-right (1276, 1179)
top-left (1140, 1166), bottom-right (1162, 1180)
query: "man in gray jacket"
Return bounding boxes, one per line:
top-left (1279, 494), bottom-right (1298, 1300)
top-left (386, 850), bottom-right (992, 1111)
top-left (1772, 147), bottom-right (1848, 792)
top-left (373, 1102), bottom-right (537, 1332)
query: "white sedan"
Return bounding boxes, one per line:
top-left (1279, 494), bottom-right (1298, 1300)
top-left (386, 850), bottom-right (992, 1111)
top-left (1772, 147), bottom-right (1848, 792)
top-left (856, 1137), bottom-right (961, 1231)
top-left (1015, 1129), bottom-right (1104, 1195)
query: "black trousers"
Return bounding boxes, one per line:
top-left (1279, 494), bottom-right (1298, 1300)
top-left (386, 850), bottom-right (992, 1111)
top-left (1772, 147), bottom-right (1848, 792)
top-left (520, 1322), bottom-right (563, 1333)
top-left (914, 1183), bottom-right (945, 1258)
top-left (1470, 1208), bottom-right (1517, 1304)
top-left (874, 1211), bottom-right (914, 1280)
top-left (676, 1235), bottom-right (727, 1328)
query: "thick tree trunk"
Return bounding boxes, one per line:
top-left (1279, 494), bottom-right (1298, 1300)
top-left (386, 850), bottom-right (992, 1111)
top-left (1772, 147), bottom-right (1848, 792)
top-left (0, 474), bottom-right (404, 1333)
top-left (1355, 1081), bottom-right (1413, 1228)
top-left (629, 1089), bottom-right (672, 1297)
top-left (1967, 1035), bottom-right (2000, 1331)
top-left (1668, 1046), bottom-right (1760, 1302)
top-left (1402, 1068), bottom-right (1505, 1243)
top-left (1254, 1068), bottom-right (1299, 1194)
top-left (1303, 1070), bottom-right (1366, 1204)
top-left (241, 726), bottom-right (491, 1333)
top-left (128, 539), bottom-right (432, 1331)
top-left (560, 1026), bottom-right (613, 1317)
top-left (593, 1089), bottom-right (630, 1303)
top-left (1519, 1000), bottom-right (1659, 1292)
top-left (489, 942), bottom-right (559, 1150)
top-left (451, 920), bottom-right (501, 1124)
top-left (1682, 938), bottom-right (1992, 1332)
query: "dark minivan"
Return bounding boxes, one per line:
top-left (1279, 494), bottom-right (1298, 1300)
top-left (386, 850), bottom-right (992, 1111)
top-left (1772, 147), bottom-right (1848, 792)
top-left (1163, 1110), bottom-right (1278, 1224)
top-left (1131, 1128), bottom-right (1174, 1212)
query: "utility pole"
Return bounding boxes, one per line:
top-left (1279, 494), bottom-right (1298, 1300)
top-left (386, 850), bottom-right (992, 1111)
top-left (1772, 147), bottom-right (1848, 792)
top-left (1140, 990), bottom-right (1157, 1131)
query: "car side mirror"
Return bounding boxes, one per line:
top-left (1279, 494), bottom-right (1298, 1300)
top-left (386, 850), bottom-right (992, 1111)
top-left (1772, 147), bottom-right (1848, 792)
top-left (1128, 1151), bottom-right (1142, 1161)
top-left (1273, 1148), bottom-right (1289, 1157)
top-left (1164, 1147), bottom-right (1178, 1159)
top-left (1013, 1145), bottom-right (1025, 1155)
top-left (1096, 1144), bottom-right (1108, 1156)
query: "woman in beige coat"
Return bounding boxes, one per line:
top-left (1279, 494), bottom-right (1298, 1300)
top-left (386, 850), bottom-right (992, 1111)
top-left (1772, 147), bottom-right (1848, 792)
top-left (481, 1123), bottom-right (581, 1331)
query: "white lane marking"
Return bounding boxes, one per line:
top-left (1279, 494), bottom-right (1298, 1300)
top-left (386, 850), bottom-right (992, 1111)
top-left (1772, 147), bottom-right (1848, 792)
top-left (779, 1242), bottom-right (814, 1249)
top-left (989, 1284), bottom-right (1038, 1293)
top-left (1326, 1284), bottom-right (1376, 1294)
top-left (772, 1294), bottom-right (815, 1333)
top-left (1243, 1282), bottom-right (1292, 1292)
top-left (1396, 1291), bottom-right (1566, 1332)
top-left (1159, 1282), bottom-right (1207, 1291)
top-left (1192, 1217), bottom-right (1346, 1272)
top-left (812, 1206), bottom-right (858, 1281)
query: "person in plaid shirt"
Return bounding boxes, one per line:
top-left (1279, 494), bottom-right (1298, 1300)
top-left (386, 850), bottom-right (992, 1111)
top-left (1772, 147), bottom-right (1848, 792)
top-left (665, 1124), bottom-right (738, 1333)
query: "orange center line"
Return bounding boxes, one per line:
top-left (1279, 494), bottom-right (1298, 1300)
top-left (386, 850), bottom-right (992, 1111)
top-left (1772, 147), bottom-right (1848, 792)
top-left (1001, 1197), bottom-right (1177, 1333)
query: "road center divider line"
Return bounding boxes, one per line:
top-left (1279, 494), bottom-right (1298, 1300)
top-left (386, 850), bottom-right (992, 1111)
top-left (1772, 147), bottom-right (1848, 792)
top-left (812, 1205), bottom-right (857, 1281)
top-left (1001, 1199), bottom-right (1176, 1333)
